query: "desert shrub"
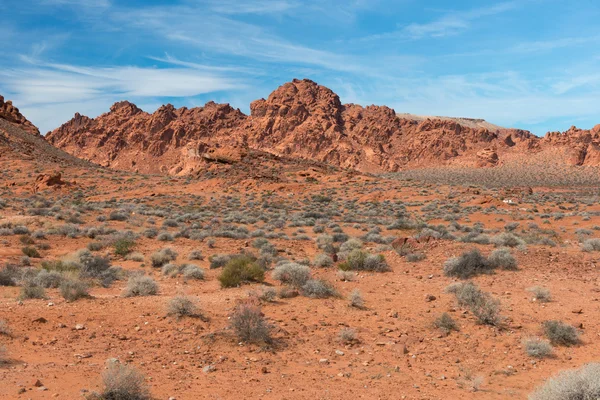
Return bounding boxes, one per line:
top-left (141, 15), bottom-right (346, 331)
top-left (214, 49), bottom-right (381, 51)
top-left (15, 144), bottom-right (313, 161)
top-left (114, 238), bottom-right (136, 257)
top-left (529, 363), bottom-right (600, 400)
top-left (209, 254), bottom-right (232, 269)
top-left (337, 270), bottom-right (354, 281)
top-left (338, 238), bottom-right (363, 257)
top-left (34, 269), bottom-right (64, 288)
top-left (434, 313), bottom-right (459, 334)
top-left (271, 262), bottom-right (311, 288)
top-left (162, 219), bottom-right (179, 228)
top-left (362, 254), bottom-right (390, 272)
top-left (188, 250), bottom-right (204, 260)
top-left (339, 327), bottom-right (358, 344)
top-left (302, 279), bottom-right (338, 298)
top-left (0, 264), bottom-right (19, 286)
top-left (100, 360), bottom-right (151, 400)
top-left (582, 238), bottom-right (600, 252)
top-left (77, 250), bottom-right (111, 278)
top-left (524, 338), bottom-right (553, 358)
top-left (349, 289), bottom-right (365, 309)
top-left (487, 248), bottom-right (517, 270)
top-left (167, 295), bottom-right (199, 318)
top-left (0, 320), bottom-right (9, 336)
top-left (19, 282), bottom-right (47, 300)
top-left (87, 242), bottom-right (105, 251)
top-left (123, 276), bottom-right (158, 297)
top-left (528, 286), bottom-right (551, 302)
top-left (19, 235), bottom-right (35, 245)
top-left (258, 286), bottom-right (277, 302)
top-left (21, 246), bottom-right (41, 258)
top-left (157, 232), bottom-right (174, 242)
top-left (543, 320), bottom-right (579, 346)
top-left (218, 256), bottom-right (264, 288)
top-left (446, 282), bottom-right (502, 326)
top-left (181, 264), bottom-right (205, 280)
top-left (99, 266), bottom-right (124, 288)
top-left (125, 252), bottom-right (144, 262)
top-left (143, 228), bottom-right (158, 239)
top-left (491, 232), bottom-right (525, 248)
top-left (161, 263), bottom-right (180, 277)
top-left (13, 226), bottom-right (29, 235)
top-left (443, 249), bottom-right (493, 279)
top-left (108, 211), bottom-right (128, 221)
top-left (339, 249), bottom-right (390, 272)
top-left (278, 286), bottom-right (299, 299)
top-left (406, 252), bottom-right (426, 262)
top-left (313, 253), bottom-right (333, 268)
top-left (60, 279), bottom-right (90, 301)
top-left (150, 248), bottom-right (177, 268)
top-left (230, 303), bottom-right (272, 344)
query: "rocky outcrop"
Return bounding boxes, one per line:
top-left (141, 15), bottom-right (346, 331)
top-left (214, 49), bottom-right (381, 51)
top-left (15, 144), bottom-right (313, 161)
top-left (45, 78), bottom-right (600, 175)
top-left (0, 95), bottom-right (40, 136)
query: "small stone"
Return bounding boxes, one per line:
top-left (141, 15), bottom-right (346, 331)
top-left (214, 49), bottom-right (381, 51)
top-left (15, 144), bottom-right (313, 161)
top-left (33, 379), bottom-right (44, 387)
top-left (319, 358), bottom-right (329, 364)
top-left (75, 324), bottom-right (85, 330)
top-left (32, 317), bottom-right (47, 324)
top-left (425, 294), bottom-right (437, 302)
top-left (335, 350), bottom-right (344, 356)
top-left (203, 365), bottom-right (216, 373)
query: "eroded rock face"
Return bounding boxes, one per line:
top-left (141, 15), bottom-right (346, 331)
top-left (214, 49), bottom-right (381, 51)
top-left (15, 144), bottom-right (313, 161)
top-left (45, 79), bottom-right (600, 174)
top-left (542, 125), bottom-right (600, 166)
top-left (0, 95), bottom-right (40, 136)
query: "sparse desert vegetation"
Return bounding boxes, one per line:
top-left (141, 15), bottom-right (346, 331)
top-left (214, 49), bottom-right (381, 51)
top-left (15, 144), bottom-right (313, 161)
top-left (1, 129), bottom-right (600, 399)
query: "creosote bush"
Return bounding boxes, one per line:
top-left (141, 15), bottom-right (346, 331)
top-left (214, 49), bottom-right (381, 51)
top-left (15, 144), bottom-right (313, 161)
top-left (218, 256), bottom-right (264, 288)
top-left (22, 246), bottom-right (41, 258)
top-left (19, 282), bottom-right (47, 300)
top-left (542, 320), bottom-right (580, 346)
top-left (230, 302), bottom-right (272, 344)
top-left (529, 363), bottom-right (600, 400)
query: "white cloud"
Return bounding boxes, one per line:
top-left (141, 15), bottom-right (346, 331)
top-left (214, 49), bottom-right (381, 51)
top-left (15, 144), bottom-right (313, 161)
top-left (364, 1), bottom-right (518, 40)
top-left (201, 0), bottom-right (299, 15)
top-left (0, 62), bottom-right (247, 133)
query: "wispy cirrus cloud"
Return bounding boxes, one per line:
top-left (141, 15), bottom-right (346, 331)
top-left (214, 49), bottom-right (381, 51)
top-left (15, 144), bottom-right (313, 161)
top-left (0, 60), bottom-right (247, 132)
top-left (362, 1), bottom-right (518, 41)
top-left (200, 0), bottom-right (299, 15)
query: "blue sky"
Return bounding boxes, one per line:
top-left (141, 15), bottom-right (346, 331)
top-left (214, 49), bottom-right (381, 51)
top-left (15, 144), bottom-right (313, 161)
top-left (0, 0), bottom-right (599, 135)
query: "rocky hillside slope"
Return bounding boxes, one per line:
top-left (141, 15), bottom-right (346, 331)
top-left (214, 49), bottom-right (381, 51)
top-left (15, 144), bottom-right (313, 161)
top-left (45, 79), bottom-right (599, 175)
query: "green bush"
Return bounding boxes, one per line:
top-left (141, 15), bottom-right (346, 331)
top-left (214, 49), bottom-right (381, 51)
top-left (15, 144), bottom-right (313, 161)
top-left (218, 256), bottom-right (265, 288)
top-left (21, 246), bottom-right (41, 258)
top-left (114, 238), bottom-right (136, 257)
top-left (443, 249), bottom-right (493, 279)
